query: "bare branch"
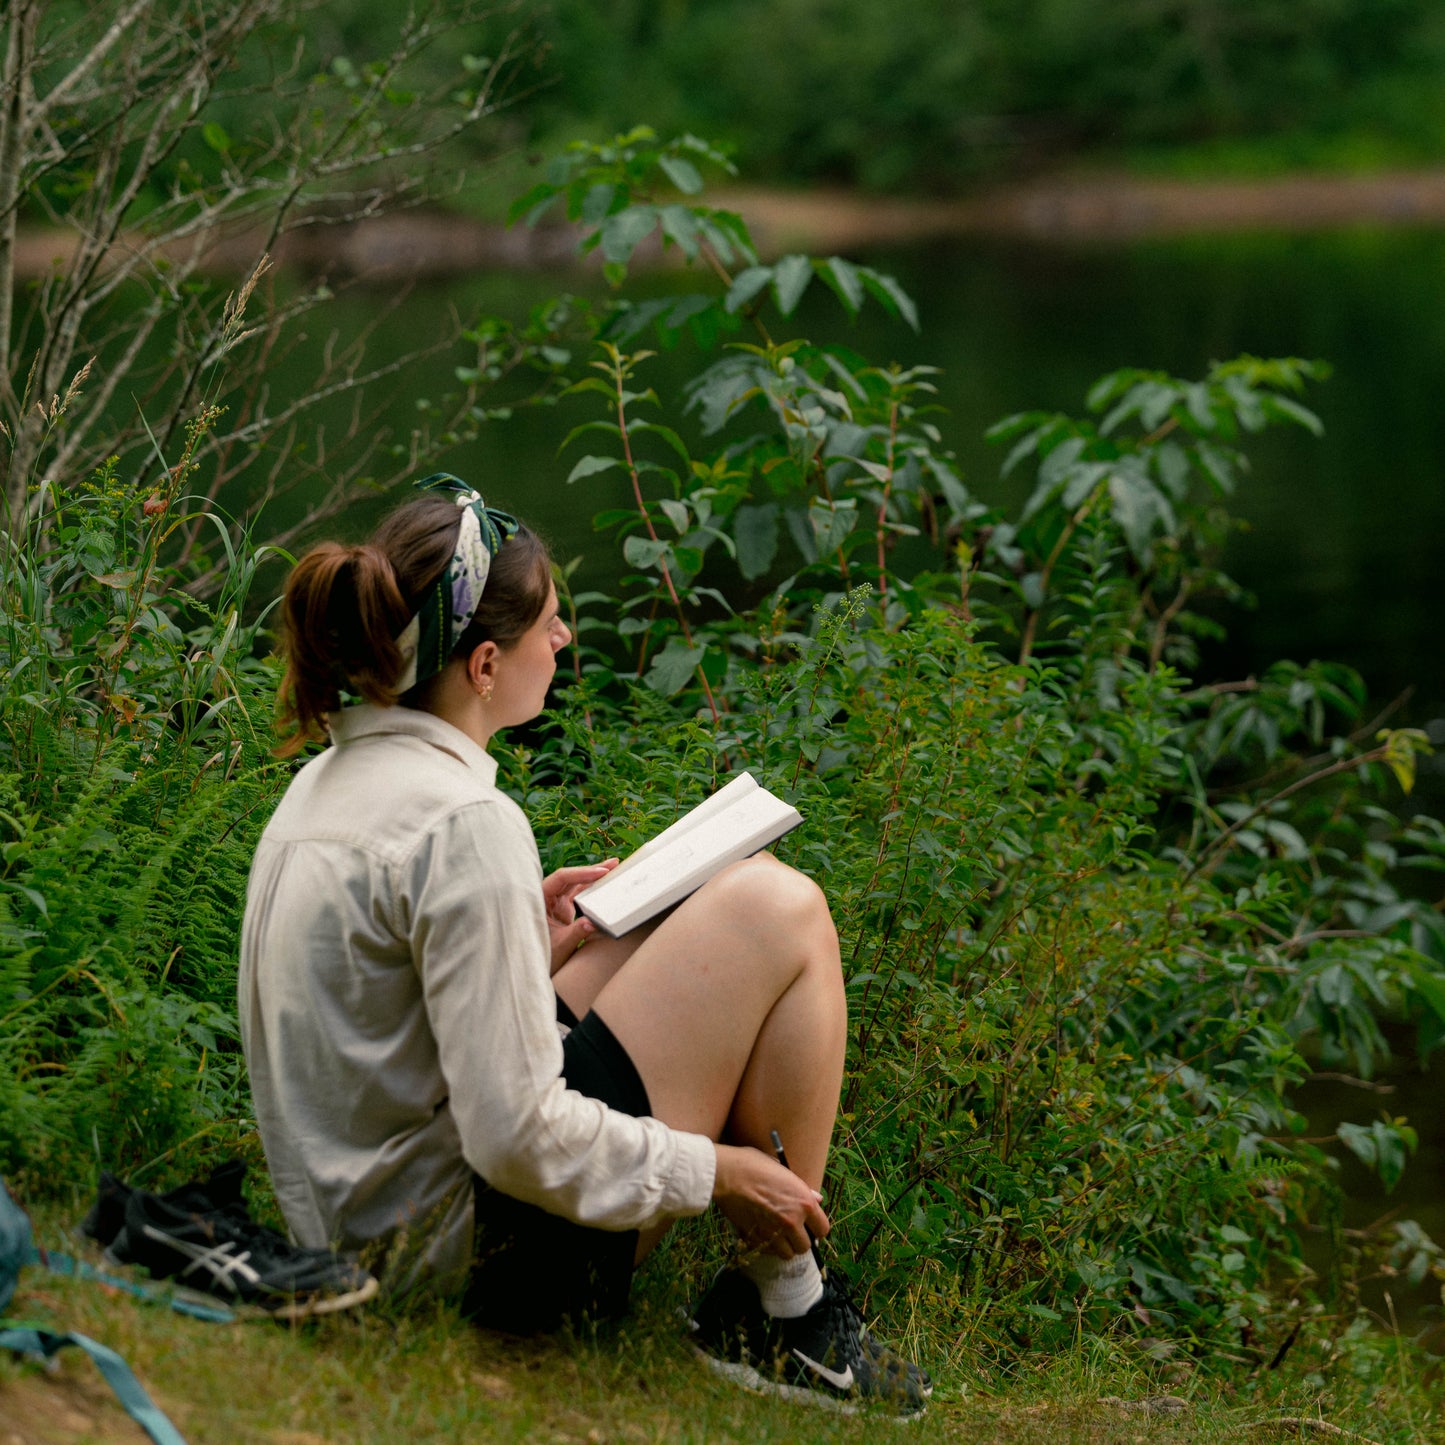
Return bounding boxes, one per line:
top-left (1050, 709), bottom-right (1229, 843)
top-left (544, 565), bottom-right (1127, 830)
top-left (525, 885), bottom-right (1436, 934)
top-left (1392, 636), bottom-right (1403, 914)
top-left (28, 0), bottom-right (161, 128)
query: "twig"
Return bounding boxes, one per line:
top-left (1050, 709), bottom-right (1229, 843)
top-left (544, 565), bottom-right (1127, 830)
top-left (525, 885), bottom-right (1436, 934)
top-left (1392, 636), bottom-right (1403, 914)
top-left (608, 347), bottom-right (722, 723)
top-left (1190, 746), bottom-right (1389, 879)
top-left (1243, 1417), bottom-right (1383, 1444)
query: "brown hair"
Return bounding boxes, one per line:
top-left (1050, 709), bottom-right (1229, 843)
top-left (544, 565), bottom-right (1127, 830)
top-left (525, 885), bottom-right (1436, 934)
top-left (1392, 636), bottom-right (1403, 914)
top-left (274, 494), bottom-right (552, 756)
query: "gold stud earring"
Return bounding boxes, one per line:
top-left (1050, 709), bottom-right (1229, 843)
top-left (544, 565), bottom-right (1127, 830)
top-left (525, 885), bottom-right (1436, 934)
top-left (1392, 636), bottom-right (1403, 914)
top-left (477, 680), bottom-right (493, 701)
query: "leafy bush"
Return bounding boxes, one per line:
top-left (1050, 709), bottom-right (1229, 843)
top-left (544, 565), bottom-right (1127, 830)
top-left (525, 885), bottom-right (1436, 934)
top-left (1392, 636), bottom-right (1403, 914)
top-left (499, 131), bottom-right (1445, 1359)
top-left (0, 417), bottom-right (285, 1185)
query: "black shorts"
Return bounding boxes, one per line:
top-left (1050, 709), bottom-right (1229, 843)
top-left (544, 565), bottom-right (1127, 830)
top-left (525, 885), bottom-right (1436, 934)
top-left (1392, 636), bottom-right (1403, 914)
top-left (462, 997), bottom-right (652, 1333)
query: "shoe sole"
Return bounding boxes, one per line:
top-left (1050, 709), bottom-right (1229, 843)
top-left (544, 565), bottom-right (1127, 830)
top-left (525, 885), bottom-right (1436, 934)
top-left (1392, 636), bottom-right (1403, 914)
top-left (244, 1274), bottom-right (381, 1322)
top-left (692, 1344), bottom-right (924, 1421)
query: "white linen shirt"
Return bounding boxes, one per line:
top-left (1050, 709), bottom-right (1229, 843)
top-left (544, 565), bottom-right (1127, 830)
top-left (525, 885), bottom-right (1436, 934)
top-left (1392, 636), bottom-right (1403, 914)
top-left (238, 704), bottom-right (716, 1292)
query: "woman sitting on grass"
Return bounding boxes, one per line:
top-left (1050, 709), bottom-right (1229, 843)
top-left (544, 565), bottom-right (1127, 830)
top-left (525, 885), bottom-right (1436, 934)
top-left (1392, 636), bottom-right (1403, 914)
top-left (238, 474), bottom-right (927, 1413)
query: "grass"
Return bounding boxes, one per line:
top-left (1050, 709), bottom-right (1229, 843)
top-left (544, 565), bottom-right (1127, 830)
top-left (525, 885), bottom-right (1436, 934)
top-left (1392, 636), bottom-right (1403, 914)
top-left (4, 1203), bottom-right (1439, 1445)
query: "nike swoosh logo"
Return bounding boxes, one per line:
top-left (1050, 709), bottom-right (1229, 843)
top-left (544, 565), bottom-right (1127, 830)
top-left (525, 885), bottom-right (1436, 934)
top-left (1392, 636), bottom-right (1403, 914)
top-left (791, 1349), bottom-right (854, 1391)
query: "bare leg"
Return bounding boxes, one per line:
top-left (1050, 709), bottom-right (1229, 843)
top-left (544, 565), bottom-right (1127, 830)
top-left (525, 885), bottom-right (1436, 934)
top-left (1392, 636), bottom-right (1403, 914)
top-left (575, 854), bottom-right (846, 1194)
top-left (552, 921), bottom-right (656, 1021)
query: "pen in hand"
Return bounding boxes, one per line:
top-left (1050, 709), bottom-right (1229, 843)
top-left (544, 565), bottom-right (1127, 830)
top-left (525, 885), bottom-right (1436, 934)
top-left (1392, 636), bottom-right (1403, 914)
top-left (771, 1128), bottom-right (824, 1267)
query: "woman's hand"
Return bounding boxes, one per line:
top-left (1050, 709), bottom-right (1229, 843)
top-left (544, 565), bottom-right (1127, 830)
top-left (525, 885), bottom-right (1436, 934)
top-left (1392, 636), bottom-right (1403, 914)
top-left (712, 1143), bottom-right (831, 1258)
top-left (542, 859), bottom-right (620, 974)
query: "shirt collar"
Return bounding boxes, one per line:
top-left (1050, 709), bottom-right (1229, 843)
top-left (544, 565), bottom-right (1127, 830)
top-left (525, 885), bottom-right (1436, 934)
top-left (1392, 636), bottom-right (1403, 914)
top-left (327, 704), bottom-right (498, 786)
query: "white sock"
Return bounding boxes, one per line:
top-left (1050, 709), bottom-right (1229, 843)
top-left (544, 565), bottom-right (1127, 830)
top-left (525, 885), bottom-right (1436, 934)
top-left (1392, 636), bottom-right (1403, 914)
top-left (743, 1250), bottom-right (824, 1319)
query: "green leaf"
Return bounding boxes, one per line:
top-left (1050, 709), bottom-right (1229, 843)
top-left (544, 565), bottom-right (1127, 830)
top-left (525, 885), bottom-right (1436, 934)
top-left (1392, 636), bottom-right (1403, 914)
top-left (201, 122), bottom-right (231, 155)
top-left (599, 206), bottom-right (658, 265)
top-left (1022, 1304), bottom-right (1063, 1321)
top-left (1184, 383), bottom-right (1216, 432)
top-left (818, 257), bottom-right (864, 318)
top-left (771, 254), bottom-right (813, 317)
top-left (567, 455), bottom-right (621, 484)
top-left (1086, 369), bottom-right (1138, 411)
top-left (630, 420), bottom-right (692, 466)
top-left (561, 376), bottom-right (617, 401)
top-left (1108, 471), bottom-right (1175, 562)
top-left (657, 155), bottom-right (704, 194)
top-left (1193, 440), bottom-right (1237, 495)
top-left (579, 183), bottom-right (617, 226)
top-left (858, 268), bottom-right (919, 331)
top-left (1401, 951), bottom-right (1445, 1024)
top-left (508, 182), bottom-right (556, 227)
top-left (659, 204), bottom-right (701, 259)
top-left (644, 638), bottom-right (708, 696)
top-left (807, 497), bottom-right (857, 557)
top-left (1338, 1120), bottom-right (1415, 1193)
top-left (658, 498), bottom-right (690, 534)
top-left (734, 503), bottom-right (779, 580)
top-left (1152, 440), bottom-right (1191, 501)
top-left (1264, 393), bottom-right (1325, 436)
top-left (557, 420), bottom-right (620, 454)
top-left (725, 266), bottom-right (773, 314)
top-left (622, 535), bottom-right (672, 569)
top-left (694, 214), bottom-right (740, 267)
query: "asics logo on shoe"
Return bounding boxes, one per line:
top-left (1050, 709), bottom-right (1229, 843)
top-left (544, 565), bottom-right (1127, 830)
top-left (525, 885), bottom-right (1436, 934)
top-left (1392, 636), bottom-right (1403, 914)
top-left (790, 1350), bottom-right (854, 1392)
top-left (139, 1224), bottom-right (263, 1293)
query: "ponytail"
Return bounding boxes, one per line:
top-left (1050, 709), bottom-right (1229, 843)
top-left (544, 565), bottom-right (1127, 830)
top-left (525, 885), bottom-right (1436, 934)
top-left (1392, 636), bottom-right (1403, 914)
top-left (274, 543), bottom-right (410, 757)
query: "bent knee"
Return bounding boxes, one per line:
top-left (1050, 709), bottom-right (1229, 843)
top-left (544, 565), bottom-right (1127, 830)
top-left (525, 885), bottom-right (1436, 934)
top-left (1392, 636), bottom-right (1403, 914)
top-left (711, 854), bottom-right (836, 944)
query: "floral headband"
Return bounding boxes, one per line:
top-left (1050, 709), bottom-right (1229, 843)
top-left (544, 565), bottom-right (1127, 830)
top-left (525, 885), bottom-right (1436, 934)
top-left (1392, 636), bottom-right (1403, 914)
top-left (394, 473), bottom-right (518, 693)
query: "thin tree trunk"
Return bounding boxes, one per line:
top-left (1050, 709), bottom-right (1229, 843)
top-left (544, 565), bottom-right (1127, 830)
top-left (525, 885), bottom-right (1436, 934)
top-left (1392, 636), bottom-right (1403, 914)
top-left (0, 1), bottom-right (40, 532)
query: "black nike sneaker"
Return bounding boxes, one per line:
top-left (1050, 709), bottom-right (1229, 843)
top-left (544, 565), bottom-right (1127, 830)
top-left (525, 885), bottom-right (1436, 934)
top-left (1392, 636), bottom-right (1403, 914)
top-left (690, 1267), bottom-right (928, 1416)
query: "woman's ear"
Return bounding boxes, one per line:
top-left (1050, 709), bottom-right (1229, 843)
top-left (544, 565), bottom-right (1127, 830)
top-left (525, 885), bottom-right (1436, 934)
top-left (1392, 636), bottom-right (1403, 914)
top-left (466, 640), bottom-right (499, 700)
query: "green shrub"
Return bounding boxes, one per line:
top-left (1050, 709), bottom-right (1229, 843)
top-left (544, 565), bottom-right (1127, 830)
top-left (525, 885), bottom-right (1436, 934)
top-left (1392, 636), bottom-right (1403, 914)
top-left (0, 435), bottom-right (286, 1185)
top-left (498, 131), bottom-right (1445, 1358)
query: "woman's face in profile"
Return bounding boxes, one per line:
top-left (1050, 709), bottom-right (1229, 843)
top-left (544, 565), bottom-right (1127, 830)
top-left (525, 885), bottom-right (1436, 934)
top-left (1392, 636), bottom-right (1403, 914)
top-left (490, 584), bottom-right (570, 727)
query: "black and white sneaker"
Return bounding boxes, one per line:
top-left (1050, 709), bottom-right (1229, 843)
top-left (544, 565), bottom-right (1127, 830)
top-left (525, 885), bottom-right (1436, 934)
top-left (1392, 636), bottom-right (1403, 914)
top-left (79, 1160), bottom-right (248, 1265)
top-left (122, 1189), bottom-right (378, 1321)
top-left (690, 1268), bottom-right (929, 1416)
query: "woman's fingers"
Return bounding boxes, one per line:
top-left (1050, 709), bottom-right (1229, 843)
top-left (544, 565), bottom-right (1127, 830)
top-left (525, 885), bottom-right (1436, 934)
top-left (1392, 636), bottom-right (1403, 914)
top-left (542, 860), bottom-right (621, 918)
top-left (545, 860), bottom-right (621, 889)
top-left (549, 915), bottom-right (595, 966)
top-left (803, 1190), bottom-right (830, 1242)
top-left (713, 1144), bottom-right (831, 1258)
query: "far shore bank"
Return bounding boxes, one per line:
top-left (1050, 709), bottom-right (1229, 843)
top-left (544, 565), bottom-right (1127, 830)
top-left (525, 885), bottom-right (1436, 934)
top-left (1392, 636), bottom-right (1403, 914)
top-left (14, 168), bottom-right (1445, 282)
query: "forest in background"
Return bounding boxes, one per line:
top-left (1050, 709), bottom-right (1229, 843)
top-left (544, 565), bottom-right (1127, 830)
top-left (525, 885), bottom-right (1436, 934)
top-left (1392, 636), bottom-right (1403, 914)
top-left (82, 0), bottom-right (1445, 207)
top-left (524, 0), bottom-right (1445, 189)
top-left (5, 4), bottom-right (1445, 1438)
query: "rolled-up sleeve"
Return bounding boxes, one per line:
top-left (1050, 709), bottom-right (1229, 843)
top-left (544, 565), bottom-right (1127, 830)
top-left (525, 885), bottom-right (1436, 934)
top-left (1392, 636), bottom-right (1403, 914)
top-left (405, 799), bottom-right (715, 1231)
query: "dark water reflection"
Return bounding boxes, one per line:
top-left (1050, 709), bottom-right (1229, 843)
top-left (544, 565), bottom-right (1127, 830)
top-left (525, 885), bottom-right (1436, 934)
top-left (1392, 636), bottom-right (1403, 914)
top-left (1293, 1046), bottom-right (1445, 1330)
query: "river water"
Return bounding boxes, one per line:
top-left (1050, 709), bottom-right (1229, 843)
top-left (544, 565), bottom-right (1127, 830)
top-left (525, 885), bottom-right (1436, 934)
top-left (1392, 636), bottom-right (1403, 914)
top-left (124, 220), bottom-right (1445, 1321)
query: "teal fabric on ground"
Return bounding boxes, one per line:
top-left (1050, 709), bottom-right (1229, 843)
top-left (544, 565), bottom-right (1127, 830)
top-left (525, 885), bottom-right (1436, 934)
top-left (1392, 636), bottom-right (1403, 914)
top-left (1, 1176), bottom-right (191, 1445)
top-left (37, 1248), bottom-right (235, 1324)
top-left (0, 1323), bottom-right (188, 1445)
top-left (0, 1177), bottom-right (31, 1314)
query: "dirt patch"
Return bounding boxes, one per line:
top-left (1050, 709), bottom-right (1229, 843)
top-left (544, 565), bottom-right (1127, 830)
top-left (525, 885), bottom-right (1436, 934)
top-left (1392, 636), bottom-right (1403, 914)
top-left (721, 169), bottom-right (1445, 248)
top-left (0, 1367), bottom-right (152, 1445)
top-left (13, 169), bottom-right (1445, 284)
